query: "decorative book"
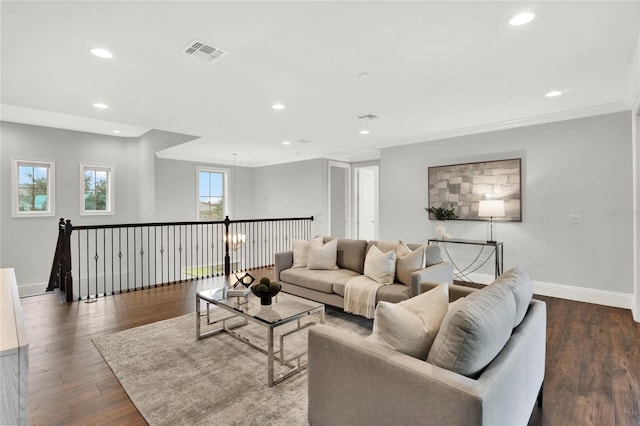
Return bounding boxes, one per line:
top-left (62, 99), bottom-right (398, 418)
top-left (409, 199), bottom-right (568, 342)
top-left (227, 286), bottom-right (251, 297)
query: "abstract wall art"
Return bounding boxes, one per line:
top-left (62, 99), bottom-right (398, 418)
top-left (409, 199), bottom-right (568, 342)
top-left (428, 158), bottom-right (522, 221)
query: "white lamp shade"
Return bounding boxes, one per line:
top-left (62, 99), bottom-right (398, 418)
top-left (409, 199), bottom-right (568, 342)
top-left (478, 200), bottom-right (505, 218)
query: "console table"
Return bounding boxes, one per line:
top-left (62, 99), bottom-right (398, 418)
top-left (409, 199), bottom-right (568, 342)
top-left (428, 238), bottom-right (504, 280)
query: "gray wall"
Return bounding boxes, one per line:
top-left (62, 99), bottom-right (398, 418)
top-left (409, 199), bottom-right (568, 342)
top-left (154, 158), bottom-right (254, 221)
top-left (252, 158), bottom-right (328, 236)
top-left (0, 122), bottom-right (140, 288)
top-left (380, 111), bottom-right (634, 293)
top-left (0, 123), bottom-right (247, 291)
top-left (138, 130), bottom-right (198, 221)
top-left (0, 122), bottom-right (266, 291)
top-left (4, 111), bottom-right (633, 298)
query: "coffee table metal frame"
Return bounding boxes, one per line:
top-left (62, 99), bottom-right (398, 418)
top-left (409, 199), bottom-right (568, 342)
top-left (196, 289), bottom-right (325, 387)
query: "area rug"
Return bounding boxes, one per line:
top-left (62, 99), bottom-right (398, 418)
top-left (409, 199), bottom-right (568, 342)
top-left (93, 307), bottom-right (372, 426)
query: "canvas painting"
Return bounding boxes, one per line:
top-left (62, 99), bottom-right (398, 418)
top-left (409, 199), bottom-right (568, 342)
top-left (428, 158), bottom-right (522, 221)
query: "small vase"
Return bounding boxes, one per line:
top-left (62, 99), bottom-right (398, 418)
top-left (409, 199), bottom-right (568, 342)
top-left (435, 221), bottom-right (447, 239)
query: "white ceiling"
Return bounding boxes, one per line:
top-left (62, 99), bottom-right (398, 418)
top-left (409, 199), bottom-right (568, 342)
top-left (1, 1), bottom-right (639, 167)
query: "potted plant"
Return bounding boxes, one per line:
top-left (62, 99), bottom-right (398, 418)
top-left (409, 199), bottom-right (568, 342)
top-left (425, 206), bottom-right (459, 239)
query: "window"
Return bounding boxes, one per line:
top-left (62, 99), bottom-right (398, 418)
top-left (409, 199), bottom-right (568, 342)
top-left (12, 159), bottom-right (55, 217)
top-left (80, 163), bottom-right (114, 215)
top-left (197, 166), bottom-right (229, 220)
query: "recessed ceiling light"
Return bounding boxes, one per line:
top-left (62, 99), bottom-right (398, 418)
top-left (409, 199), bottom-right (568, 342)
top-left (272, 103), bottom-right (285, 110)
top-left (93, 103), bottom-right (109, 109)
top-left (112, 130), bottom-right (121, 134)
top-left (91, 48), bottom-right (113, 59)
top-left (545, 90), bottom-right (563, 98)
top-left (359, 129), bottom-right (370, 135)
top-left (282, 141), bottom-right (291, 145)
top-left (509, 12), bottom-right (535, 26)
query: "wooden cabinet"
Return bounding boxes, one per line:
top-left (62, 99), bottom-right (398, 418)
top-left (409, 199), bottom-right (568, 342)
top-left (1, 268), bottom-right (28, 425)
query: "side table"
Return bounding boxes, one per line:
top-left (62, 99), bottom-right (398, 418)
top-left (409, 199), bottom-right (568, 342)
top-left (428, 238), bottom-right (504, 280)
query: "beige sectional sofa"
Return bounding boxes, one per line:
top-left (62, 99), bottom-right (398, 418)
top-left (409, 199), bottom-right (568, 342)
top-left (274, 237), bottom-right (453, 311)
top-left (308, 267), bottom-right (546, 426)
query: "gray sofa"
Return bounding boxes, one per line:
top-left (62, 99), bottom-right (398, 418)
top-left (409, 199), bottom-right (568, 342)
top-left (308, 268), bottom-right (546, 426)
top-left (274, 237), bottom-right (453, 310)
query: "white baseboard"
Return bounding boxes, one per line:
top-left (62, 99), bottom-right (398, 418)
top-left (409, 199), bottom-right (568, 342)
top-left (458, 272), bottom-right (633, 310)
top-left (532, 280), bottom-right (632, 310)
top-left (18, 282), bottom-right (48, 297)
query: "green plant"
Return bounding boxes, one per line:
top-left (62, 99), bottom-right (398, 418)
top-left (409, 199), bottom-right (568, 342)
top-left (425, 206), bottom-right (458, 221)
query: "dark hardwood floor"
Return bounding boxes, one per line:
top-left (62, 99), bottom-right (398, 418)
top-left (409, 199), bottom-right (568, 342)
top-left (22, 269), bottom-right (640, 425)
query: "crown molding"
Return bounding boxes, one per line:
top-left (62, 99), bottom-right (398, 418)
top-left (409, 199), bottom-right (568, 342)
top-left (378, 102), bottom-right (631, 149)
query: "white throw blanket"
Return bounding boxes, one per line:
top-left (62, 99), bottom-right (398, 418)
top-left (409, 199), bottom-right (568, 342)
top-left (344, 275), bottom-right (383, 319)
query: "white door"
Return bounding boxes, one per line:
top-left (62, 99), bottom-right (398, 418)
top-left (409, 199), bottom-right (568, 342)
top-left (354, 164), bottom-right (379, 240)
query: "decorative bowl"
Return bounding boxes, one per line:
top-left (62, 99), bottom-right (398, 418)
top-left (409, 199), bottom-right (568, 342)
top-left (251, 279), bottom-right (281, 305)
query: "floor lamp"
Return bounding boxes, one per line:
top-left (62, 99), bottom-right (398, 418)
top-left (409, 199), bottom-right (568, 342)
top-left (478, 199), bottom-right (505, 243)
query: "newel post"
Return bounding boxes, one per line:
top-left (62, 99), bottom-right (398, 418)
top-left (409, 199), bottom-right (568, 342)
top-left (61, 219), bottom-right (73, 302)
top-left (46, 218), bottom-right (73, 302)
top-left (47, 218), bottom-right (66, 292)
top-left (224, 216), bottom-right (231, 276)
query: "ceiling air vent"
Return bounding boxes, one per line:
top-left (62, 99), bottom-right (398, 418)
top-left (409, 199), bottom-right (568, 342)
top-left (183, 40), bottom-right (228, 63)
top-left (358, 114), bottom-right (379, 121)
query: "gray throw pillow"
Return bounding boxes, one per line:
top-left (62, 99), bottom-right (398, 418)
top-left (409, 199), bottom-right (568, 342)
top-left (489, 267), bottom-right (533, 328)
top-left (426, 283), bottom-right (516, 378)
top-left (425, 245), bottom-right (442, 266)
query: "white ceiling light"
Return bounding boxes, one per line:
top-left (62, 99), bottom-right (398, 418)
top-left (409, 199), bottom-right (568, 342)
top-left (509, 12), bottom-right (535, 26)
top-left (93, 103), bottom-right (109, 109)
top-left (359, 129), bottom-right (370, 135)
top-left (545, 90), bottom-right (563, 97)
top-left (91, 48), bottom-right (113, 59)
top-left (112, 130), bottom-right (121, 134)
top-left (272, 103), bottom-right (285, 110)
top-left (282, 140), bottom-right (291, 145)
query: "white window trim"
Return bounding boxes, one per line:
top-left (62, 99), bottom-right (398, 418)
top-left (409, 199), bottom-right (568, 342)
top-left (196, 166), bottom-right (230, 221)
top-left (11, 158), bottom-right (56, 218)
top-left (80, 163), bottom-right (115, 216)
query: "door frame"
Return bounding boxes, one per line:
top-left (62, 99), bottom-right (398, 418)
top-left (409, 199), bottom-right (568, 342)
top-left (327, 161), bottom-right (352, 238)
top-left (352, 161), bottom-right (380, 240)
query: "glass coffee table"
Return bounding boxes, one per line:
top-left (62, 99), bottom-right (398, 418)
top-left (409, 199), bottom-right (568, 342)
top-left (196, 288), bottom-right (325, 386)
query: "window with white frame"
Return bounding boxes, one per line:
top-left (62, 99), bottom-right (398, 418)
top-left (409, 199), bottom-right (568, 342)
top-left (12, 159), bottom-right (55, 217)
top-left (80, 163), bottom-right (114, 215)
top-left (197, 166), bottom-right (229, 220)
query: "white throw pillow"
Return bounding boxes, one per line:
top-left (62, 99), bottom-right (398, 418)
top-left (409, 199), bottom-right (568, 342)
top-left (292, 239), bottom-right (309, 268)
top-left (364, 245), bottom-right (396, 285)
top-left (395, 242), bottom-right (426, 286)
top-left (366, 283), bottom-right (449, 359)
top-left (307, 237), bottom-right (338, 270)
top-left (373, 240), bottom-right (400, 253)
